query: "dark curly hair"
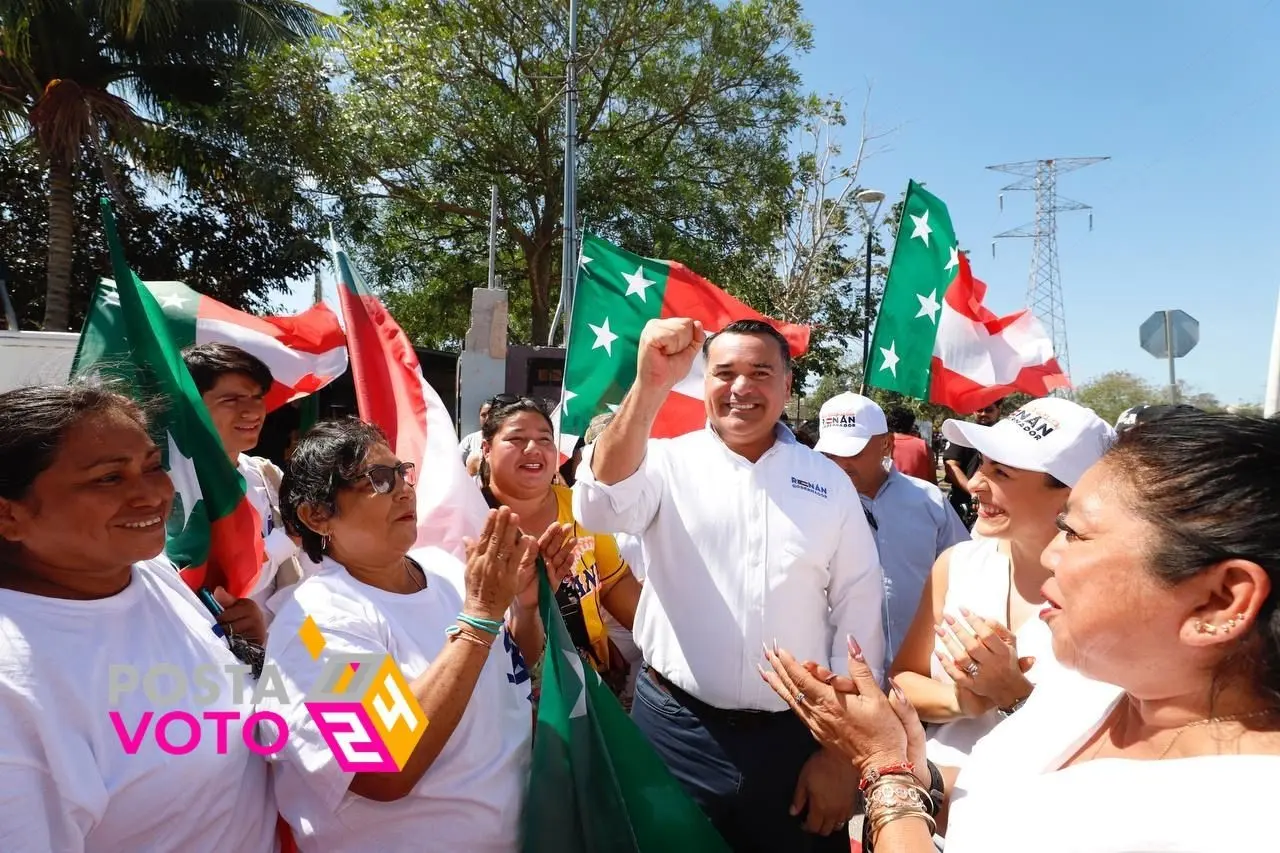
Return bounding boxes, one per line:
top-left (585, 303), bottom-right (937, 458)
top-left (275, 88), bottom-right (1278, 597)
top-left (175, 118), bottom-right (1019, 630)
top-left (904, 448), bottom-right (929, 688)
top-left (1106, 412), bottom-right (1280, 704)
top-left (279, 418), bottom-right (389, 562)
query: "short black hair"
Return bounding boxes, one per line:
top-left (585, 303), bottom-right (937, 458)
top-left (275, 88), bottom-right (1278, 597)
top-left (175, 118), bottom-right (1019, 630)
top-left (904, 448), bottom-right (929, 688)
top-left (0, 383), bottom-right (146, 502)
top-left (279, 418), bottom-right (389, 562)
top-left (702, 320), bottom-right (792, 371)
top-left (181, 343), bottom-right (273, 397)
top-left (886, 406), bottom-right (916, 434)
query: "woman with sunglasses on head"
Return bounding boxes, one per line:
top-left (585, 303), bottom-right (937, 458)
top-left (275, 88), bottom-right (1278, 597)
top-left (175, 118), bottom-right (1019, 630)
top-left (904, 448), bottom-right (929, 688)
top-left (258, 418), bottom-right (574, 853)
top-left (0, 385), bottom-right (276, 852)
top-left (762, 411), bottom-right (1280, 852)
top-left (480, 397), bottom-right (643, 699)
top-left (890, 398), bottom-right (1114, 778)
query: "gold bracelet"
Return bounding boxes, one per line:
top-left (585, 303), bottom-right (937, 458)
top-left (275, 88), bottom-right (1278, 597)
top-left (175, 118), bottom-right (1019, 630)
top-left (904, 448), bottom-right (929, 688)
top-left (870, 807), bottom-right (935, 843)
top-left (865, 775), bottom-right (930, 811)
top-left (447, 625), bottom-right (495, 650)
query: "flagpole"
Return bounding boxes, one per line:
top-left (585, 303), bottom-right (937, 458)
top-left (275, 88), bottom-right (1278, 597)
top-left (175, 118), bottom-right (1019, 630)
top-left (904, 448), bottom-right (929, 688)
top-left (556, 0), bottom-right (579, 347)
top-left (1266, 285), bottom-right (1280, 418)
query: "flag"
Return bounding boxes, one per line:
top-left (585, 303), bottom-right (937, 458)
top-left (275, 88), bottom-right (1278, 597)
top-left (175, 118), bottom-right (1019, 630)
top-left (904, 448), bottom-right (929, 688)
top-left (330, 243), bottom-right (487, 563)
top-left (522, 568), bottom-right (731, 853)
top-left (558, 233), bottom-right (810, 452)
top-left (81, 201), bottom-right (265, 597)
top-left (73, 279), bottom-right (347, 412)
top-left (867, 180), bottom-right (1070, 414)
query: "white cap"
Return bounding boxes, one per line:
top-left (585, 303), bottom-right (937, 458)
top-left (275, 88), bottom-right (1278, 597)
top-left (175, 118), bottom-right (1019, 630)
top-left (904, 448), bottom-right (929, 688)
top-left (814, 393), bottom-right (888, 458)
top-left (941, 397), bottom-right (1115, 487)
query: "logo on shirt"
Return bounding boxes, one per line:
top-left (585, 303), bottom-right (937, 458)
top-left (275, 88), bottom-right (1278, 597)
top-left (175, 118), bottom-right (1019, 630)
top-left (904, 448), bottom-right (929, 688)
top-left (1008, 406), bottom-right (1061, 441)
top-left (104, 615), bottom-right (429, 772)
top-left (791, 476), bottom-right (829, 499)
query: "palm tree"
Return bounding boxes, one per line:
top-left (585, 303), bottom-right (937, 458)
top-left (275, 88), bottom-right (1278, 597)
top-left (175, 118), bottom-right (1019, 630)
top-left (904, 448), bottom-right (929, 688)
top-left (0, 1), bottom-right (323, 330)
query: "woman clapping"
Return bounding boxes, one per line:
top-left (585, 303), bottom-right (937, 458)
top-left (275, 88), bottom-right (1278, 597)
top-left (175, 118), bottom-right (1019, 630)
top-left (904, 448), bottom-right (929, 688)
top-left (762, 412), bottom-right (1280, 852)
top-left (260, 419), bottom-right (573, 853)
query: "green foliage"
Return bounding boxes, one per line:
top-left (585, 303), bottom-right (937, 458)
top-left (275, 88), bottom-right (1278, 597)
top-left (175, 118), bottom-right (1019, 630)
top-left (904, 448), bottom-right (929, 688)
top-left (317, 0), bottom-right (813, 344)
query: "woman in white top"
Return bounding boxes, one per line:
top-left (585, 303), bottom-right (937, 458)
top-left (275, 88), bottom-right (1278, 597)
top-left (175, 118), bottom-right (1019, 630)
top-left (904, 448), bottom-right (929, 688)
top-left (891, 397), bottom-right (1114, 773)
top-left (260, 418), bottom-right (574, 853)
top-left (0, 385), bottom-right (276, 852)
top-left (763, 410), bottom-right (1280, 852)
top-left (184, 343), bottom-right (317, 620)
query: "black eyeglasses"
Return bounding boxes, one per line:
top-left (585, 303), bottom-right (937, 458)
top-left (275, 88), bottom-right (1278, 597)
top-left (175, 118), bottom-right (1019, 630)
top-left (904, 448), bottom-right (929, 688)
top-left (360, 462), bottom-right (417, 494)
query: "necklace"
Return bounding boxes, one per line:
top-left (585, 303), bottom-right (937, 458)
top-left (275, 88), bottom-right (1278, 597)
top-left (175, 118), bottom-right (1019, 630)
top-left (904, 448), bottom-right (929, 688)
top-left (405, 558), bottom-right (427, 591)
top-left (1090, 706), bottom-right (1277, 762)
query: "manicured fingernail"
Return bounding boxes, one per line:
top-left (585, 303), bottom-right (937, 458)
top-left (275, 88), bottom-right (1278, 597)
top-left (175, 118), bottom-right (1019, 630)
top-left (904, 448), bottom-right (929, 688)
top-left (891, 680), bottom-right (906, 703)
top-left (934, 625), bottom-right (947, 637)
top-left (943, 614), bottom-right (956, 625)
top-left (772, 638), bottom-right (779, 654)
top-left (762, 641), bottom-right (772, 658)
top-left (847, 634), bottom-right (864, 662)
top-left (959, 606), bottom-right (972, 617)
top-left (756, 664), bottom-right (769, 681)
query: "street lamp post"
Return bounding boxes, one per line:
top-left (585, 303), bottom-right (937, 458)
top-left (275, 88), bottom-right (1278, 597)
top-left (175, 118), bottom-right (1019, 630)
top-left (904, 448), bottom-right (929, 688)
top-left (854, 189), bottom-right (885, 394)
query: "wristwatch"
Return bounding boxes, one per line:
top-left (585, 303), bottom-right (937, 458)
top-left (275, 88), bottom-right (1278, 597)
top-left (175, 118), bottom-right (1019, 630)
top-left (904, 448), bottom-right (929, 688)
top-left (924, 760), bottom-right (945, 818)
top-left (996, 691), bottom-right (1031, 718)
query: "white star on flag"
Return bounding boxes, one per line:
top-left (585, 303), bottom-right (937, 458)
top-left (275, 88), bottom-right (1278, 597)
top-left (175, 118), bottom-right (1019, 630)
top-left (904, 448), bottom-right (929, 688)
top-left (560, 389), bottom-right (577, 412)
top-left (606, 403), bottom-right (620, 413)
top-left (879, 341), bottom-right (901, 377)
top-left (579, 254), bottom-right (592, 268)
top-left (944, 245), bottom-right (959, 273)
top-left (588, 317), bottom-right (619, 356)
top-left (622, 266), bottom-right (654, 302)
top-left (915, 290), bottom-right (941, 324)
top-left (158, 293), bottom-right (186, 310)
top-left (166, 432), bottom-right (203, 530)
top-left (909, 210), bottom-right (932, 247)
top-left (563, 648), bottom-right (589, 719)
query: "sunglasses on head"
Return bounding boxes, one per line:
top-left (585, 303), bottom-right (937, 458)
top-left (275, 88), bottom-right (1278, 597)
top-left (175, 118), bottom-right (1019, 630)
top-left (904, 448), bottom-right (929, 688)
top-left (359, 462), bottom-right (417, 494)
top-left (488, 394), bottom-right (520, 407)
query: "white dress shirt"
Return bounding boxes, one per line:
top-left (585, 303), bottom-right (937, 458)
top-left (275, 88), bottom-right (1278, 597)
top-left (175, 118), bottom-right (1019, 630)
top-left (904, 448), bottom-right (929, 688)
top-left (573, 423), bottom-right (885, 711)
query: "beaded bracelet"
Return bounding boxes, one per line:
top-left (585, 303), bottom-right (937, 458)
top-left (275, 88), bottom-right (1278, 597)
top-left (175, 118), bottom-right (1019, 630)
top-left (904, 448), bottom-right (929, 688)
top-left (457, 613), bottom-right (504, 635)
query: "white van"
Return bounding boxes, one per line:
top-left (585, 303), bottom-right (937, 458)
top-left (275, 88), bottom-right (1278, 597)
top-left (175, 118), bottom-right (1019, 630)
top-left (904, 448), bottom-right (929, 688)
top-left (0, 331), bottom-right (80, 393)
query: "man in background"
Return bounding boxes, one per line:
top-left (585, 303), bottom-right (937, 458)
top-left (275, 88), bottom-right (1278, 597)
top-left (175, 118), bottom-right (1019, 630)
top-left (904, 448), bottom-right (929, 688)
top-left (886, 405), bottom-right (935, 483)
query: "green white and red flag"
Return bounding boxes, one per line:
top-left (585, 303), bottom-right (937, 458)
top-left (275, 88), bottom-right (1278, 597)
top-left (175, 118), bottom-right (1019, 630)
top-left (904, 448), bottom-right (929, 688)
top-left (331, 243), bottom-right (488, 562)
top-left (74, 280), bottom-right (347, 413)
top-left (556, 232), bottom-right (810, 453)
top-left (867, 180), bottom-right (1069, 413)
top-left (74, 201), bottom-right (266, 597)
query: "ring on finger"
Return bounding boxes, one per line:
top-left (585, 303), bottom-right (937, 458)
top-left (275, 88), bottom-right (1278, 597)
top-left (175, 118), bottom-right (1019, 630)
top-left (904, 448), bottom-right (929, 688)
top-left (795, 691), bottom-right (806, 704)
top-left (964, 661), bottom-right (980, 677)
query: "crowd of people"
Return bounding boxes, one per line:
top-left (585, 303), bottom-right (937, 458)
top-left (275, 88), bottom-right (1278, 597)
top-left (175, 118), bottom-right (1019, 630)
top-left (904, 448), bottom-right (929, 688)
top-left (0, 318), bottom-right (1277, 852)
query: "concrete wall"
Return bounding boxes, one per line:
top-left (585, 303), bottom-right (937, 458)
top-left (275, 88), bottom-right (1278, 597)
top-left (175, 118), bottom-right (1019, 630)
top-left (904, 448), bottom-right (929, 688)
top-left (457, 288), bottom-right (509, 437)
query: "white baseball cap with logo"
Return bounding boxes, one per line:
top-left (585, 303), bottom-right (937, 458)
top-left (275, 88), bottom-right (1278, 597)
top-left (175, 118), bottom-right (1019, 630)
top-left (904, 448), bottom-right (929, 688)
top-left (814, 393), bottom-right (888, 458)
top-left (941, 397), bottom-right (1115, 488)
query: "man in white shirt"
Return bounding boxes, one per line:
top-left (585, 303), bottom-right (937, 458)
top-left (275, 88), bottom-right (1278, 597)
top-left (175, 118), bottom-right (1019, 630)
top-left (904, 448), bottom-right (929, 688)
top-left (183, 343), bottom-right (317, 618)
top-left (813, 393), bottom-right (969, 675)
top-left (573, 318), bottom-right (884, 852)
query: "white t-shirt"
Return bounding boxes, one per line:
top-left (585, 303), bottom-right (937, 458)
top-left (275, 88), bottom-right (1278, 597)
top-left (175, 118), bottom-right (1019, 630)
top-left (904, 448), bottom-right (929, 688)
top-left (947, 669), bottom-right (1280, 851)
top-left (259, 548), bottom-right (532, 853)
top-left (237, 454), bottom-right (320, 617)
top-left (0, 559), bottom-right (278, 853)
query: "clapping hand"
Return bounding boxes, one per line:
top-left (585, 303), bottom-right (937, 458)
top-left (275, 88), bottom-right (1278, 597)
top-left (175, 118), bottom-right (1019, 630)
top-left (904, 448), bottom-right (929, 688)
top-left (461, 507), bottom-right (537, 621)
top-left (514, 521), bottom-right (577, 610)
top-left (935, 609), bottom-right (1035, 712)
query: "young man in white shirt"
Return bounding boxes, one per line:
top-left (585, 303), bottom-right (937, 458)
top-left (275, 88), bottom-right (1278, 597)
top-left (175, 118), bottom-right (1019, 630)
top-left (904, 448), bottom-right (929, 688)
top-left (573, 318), bottom-right (885, 853)
top-left (814, 393), bottom-right (970, 675)
top-left (183, 343), bottom-right (316, 619)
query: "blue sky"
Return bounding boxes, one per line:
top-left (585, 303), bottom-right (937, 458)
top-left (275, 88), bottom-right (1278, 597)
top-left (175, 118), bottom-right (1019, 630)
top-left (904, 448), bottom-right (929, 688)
top-left (301, 0), bottom-right (1279, 403)
top-left (796, 0), bottom-right (1280, 403)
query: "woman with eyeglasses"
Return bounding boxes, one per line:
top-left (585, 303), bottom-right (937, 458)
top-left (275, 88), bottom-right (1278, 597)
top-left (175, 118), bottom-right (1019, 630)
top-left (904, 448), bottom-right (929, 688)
top-left (258, 418), bottom-right (575, 853)
top-left (479, 397), bottom-right (643, 700)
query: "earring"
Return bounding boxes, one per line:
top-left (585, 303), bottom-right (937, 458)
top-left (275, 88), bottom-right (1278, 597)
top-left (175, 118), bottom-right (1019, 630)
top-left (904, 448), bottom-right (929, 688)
top-left (321, 534), bottom-right (329, 552)
top-left (1195, 620), bottom-right (1218, 635)
top-left (1224, 614), bottom-right (1243, 630)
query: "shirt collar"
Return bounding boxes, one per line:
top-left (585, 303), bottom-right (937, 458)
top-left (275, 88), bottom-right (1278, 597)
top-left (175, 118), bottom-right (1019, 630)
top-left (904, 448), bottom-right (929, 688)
top-left (704, 420), bottom-right (795, 462)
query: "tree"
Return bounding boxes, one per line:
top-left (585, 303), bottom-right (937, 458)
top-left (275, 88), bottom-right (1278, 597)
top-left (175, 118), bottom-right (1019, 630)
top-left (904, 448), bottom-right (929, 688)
top-left (0, 0), bottom-right (323, 329)
top-left (0, 138), bottom-right (325, 330)
top-left (1075, 371), bottom-right (1158, 425)
top-left (323, 0), bottom-right (812, 345)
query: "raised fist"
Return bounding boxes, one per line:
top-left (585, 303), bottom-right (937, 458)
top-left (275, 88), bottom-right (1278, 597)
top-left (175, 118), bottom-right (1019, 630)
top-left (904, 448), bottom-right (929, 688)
top-left (635, 318), bottom-right (706, 394)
